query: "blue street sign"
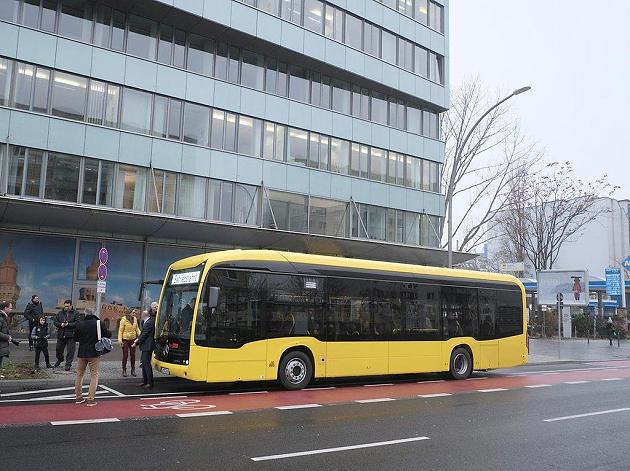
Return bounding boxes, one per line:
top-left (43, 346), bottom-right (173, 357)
top-left (606, 267), bottom-right (622, 296)
top-left (623, 255), bottom-right (630, 271)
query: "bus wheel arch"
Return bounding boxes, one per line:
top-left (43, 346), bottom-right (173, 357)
top-left (449, 345), bottom-right (473, 380)
top-left (278, 347), bottom-right (314, 390)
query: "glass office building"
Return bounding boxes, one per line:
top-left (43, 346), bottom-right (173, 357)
top-left (0, 0), bottom-right (459, 322)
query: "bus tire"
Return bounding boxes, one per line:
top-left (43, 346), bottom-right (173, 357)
top-left (279, 350), bottom-right (313, 390)
top-left (449, 347), bottom-right (472, 380)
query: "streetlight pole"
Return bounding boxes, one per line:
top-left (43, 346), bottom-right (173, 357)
top-left (446, 86), bottom-right (532, 268)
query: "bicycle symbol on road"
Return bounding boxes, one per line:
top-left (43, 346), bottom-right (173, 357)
top-left (141, 399), bottom-right (217, 411)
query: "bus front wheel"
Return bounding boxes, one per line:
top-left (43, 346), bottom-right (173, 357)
top-left (449, 347), bottom-right (472, 380)
top-left (279, 351), bottom-right (313, 390)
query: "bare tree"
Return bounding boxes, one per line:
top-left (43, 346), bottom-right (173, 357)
top-left (441, 78), bottom-right (540, 253)
top-left (497, 162), bottom-right (618, 271)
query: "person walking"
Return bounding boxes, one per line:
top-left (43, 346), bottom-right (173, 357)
top-left (133, 305), bottom-right (156, 389)
top-left (24, 295), bottom-right (43, 352)
top-left (0, 301), bottom-right (17, 375)
top-left (606, 317), bottom-right (615, 346)
top-left (118, 309), bottom-right (140, 377)
top-left (54, 300), bottom-right (78, 371)
top-left (31, 315), bottom-right (52, 369)
top-left (74, 308), bottom-right (111, 406)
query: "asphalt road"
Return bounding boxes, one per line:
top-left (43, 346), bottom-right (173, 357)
top-left (2, 362), bottom-right (630, 470)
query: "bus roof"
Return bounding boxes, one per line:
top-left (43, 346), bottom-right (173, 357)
top-left (169, 249), bottom-right (523, 288)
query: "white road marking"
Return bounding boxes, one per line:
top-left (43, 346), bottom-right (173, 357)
top-left (418, 393), bottom-right (452, 398)
top-left (0, 385), bottom-right (89, 397)
top-left (564, 381), bottom-right (590, 385)
top-left (510, 366), bottom-right (622, 376)
top-left (51, 418), bottom-right (120, 426)
top-left (275, 404), bottom-right (322, 410)
top-left (466, 377), bottom-right (488, 381)
top-left (304, 387), bottom-right (336, 391)
top-left (355, 398), bottom-right (395, 403)
top-left (544, 408), bottom-right (630, 423)
top-left (601, 378), bottom-right (623, 381)
top-left (418, 380), bottom-right (445, 384)
top-left (229, 391), bottom-right (268, 395)
top-left (478, 388), bottom-right (508, 393)
top-left (363, 383), bottom-right (394, 387)
top-left (251, 436), bottom-right (430, 461)
top-left (0, 391), bottom-right (110, 403)
top-left (176, 411), bottom-right (233, 418)
top-left (524, 384), bottom-right (552, 388)
top-left (99, 385), bottom-right (126, 397)
top-left (139, 396), bottom-right (188, 401)
top-left (542, 372), bottom-right (560, 375)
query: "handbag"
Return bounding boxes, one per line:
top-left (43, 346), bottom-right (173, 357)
top-left (95, 319), bottom-right (113, 356)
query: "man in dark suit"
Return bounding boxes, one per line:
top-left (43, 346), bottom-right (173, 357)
top-left (133, 306), bottom-right (156, 388)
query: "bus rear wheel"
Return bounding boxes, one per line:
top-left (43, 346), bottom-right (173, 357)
top-left (449, 347), bottom-right (472, 380)
top-left (279, 351), bottom-right (313, 390)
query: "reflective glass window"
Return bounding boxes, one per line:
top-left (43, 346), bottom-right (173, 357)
top-left (381, 30), bottom-right (397, 64)
top-left (408, 156), bottom-right (421, 189)
top-left (220, 181), bottom-right (233, 222)
top-left (41, 0), bottom-right (58, 32)
top-left (332, 79), bottom-right (351, 114)
top-left (237, 116), bottom-right (262, 157)
top-left (280, 0), bottom-right (302, 24)
top-left (414, 47), bottom-right (428, 77)
top-left (265, 190), bottom-right (307, 232)
top-left (82, 158), bottom-right (99, 204)
top-left (51, 71), bottom-right (87, 121)
top-left (0, 0), bottom-right (19, 22)
top-left (415, 0), bottom-right (428, 24)
top-left (398, 38), bottom-right (413, 70)
top-left (287, 128), bottom-right (308, 166)
top-left (127, 15), bottom-right (158, 61)
top-left (309, 197), bottom-right (347, 236)
top-left (363, 22), bottom-right (379, 56)
top-left (308, 133), bottom-right (320, 168)
top-left (177, 174), bottom-right (206, 219)
top-left (174, 29), bottom-right (186, 69)
top-left (168, 99), bottom-right (183, 141)
top-left (324, 5), bottom-right (343, 41)
top-left (206, 179), bottom-right (221, 220)
top-left (104, 84), bottom-right (120, 128)
top-left (224, 112), bottom-right (237, 151)
top-left (157, 24), bottom-right (174, 65)
top-left (33, 67), bottom-right (50, 113)
top-left (371, 92), bottom-right (387, 125)
top-left (345, 14), bottom-right (362, 50)
top-left (288, 66), bottom-right (309, 103)
top-left (407, 105), bottom-right (421, 134)
top-left (183, 102), bottom-right (210, 146)
top-left (275, 124), bottom-right (286, 161)
top-left (0, 59), bottom-right (14, 106)
top-left (152, 95), bottom-right (169, 138)
top-left (6, 146), bottom-right (25, 196)
top-left (13, 63), bottom-right (34, 111)
top-left (264, 58), bottom-right (278, 94)
top-left (350, 143), bottom-right (368, 179)
top-left (233, 183), bottom-right (258, 225)
top-left (59, 0), bottom-right (93, 43)
top-left (429, 1), bottom-right (443, 32)
top-left (262, 122), bottom-right (275, 160)
top-left (114, 164), bottom-right (147, 211)
top-left (94, 4), bottom-right (112, 48)
top-left (214, 42), bottom-right (228, 81)
top-left (99, 161), bottom-right (114, 206)
top-left (210, 109), bottom-right (225, 149)
top-left (370, 148), bottom-right (386, 182)
top-left (304, 0), bottom-right (324, 34)
top-left (121, 88), bottom-right (153, 134)
top-left (187, 34), bottom-right (214, 77)
top-left (45, 152), bottom-right (80, 202)
top-left (367, 205), bottom-right (386, 240)
top-left (398, 0), bottom-right (412, 15)
top-left (24, 149), bottom-right (43, 198)
top-left (228, 46), bottom-right (240, 83)
top-left (111, 10), bottom-right (125, 52)
top-left (258, 0), bottom-right (280, 15)
top-left (22, 0), bottom-right (40, 29)
top-left (404, 212), bottom-right (419, 245)
top-left (429, 52), bottom-right (443, 84)
top-left (86, 79), bottom-right (106, 125)
top-left (330, 138), bottom-right (349, 174)
top-left (241, 50), bottom-right (265, 90)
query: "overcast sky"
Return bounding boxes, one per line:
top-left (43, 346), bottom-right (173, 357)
top-left (449, 0), bottom-right (630, 200)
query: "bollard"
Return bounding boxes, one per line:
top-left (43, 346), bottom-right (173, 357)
top-left (618, 333), bottom-right (620, 348)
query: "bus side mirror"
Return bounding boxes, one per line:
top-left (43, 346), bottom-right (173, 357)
top-left (208, 287), bottom-right (220, 309)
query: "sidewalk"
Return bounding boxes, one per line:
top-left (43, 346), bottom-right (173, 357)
top-left (2, 338), bottom-right (629, 386)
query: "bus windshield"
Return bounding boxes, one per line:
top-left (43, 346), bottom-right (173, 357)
top-left (155, 263), bottom-right (204, 364)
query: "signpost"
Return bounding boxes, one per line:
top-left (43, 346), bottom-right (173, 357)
top-left (606, 268), bottom-right (622, 296)
top-left (622, 255), bottom-right (630, 272)
top-left (96, 248), bottom-right (108, 319)
top-left (500, 261), bottom-right (525, 273)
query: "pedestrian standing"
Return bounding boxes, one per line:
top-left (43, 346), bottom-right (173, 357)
top-left (133, 304), bottom-right (157, 389)
top-left (31, 315), bottom-right (52, 369)
top-left (0, 301), bottom-right (17, 375)
top-left (24, 295), bottom-right (43, 352)
top-left (118, 309), bottom-right (140, 377)
top-left (74, 308), bottom-right (111, 407)
top-left (606, 317), bottom-right (615, 346)
top-left (53, 300), bottom-right (78, 371)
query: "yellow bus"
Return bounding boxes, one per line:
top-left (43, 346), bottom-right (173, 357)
top-left (153, 250), bottom-right (527, 390)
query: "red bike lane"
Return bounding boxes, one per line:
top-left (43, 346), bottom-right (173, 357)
top-left (2, 362), bottom-right (630, 427)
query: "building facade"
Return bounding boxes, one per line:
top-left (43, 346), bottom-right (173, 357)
top-left (0, 0), bottom-right (455, 324)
